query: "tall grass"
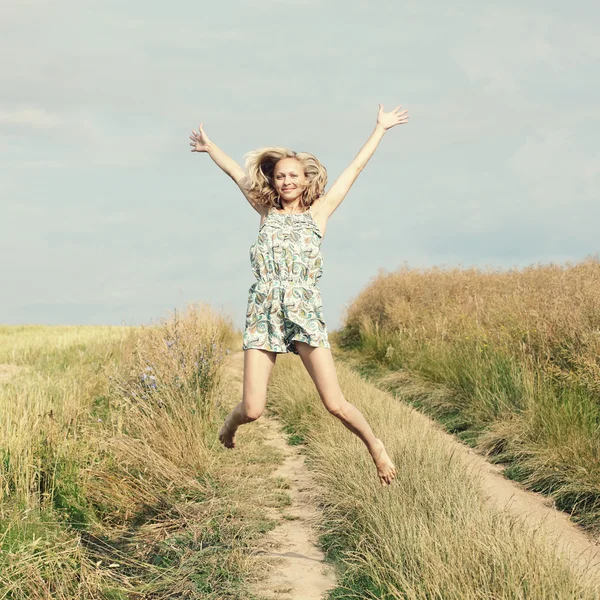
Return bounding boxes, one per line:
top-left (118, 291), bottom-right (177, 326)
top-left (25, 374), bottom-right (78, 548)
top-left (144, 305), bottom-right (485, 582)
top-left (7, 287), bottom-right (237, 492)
top-left (0, 305), bottom-right (286, 598)
top-left (337, 256), bottom-right (600, 533)
top-left (265, 352), bottom-right (600, 599)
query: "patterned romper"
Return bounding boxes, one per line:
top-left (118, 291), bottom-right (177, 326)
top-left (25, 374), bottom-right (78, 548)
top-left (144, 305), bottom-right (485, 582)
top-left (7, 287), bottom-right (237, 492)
top-left (242, 205), bottom-right (331, 355)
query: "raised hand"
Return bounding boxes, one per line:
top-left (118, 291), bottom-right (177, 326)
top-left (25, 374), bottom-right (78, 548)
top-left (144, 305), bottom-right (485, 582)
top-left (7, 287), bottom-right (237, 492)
top-left (189, 123), bottom-right (212, 152)
top-left (376, 104), bottom-right (409, 131)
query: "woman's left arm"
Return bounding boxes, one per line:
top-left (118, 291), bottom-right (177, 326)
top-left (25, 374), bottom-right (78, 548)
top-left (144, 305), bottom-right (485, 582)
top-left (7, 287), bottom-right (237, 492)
top-left (318, 104), bottom-right (409, 218)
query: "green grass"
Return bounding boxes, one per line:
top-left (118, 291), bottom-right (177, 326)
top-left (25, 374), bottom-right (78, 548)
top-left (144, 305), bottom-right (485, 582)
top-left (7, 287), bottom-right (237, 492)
top-left (332, 327), bottom-right (600, 535)
top-left (264, 345), bottom-right (600, 599)
top-left (0, 311), bottom-right (299, 598)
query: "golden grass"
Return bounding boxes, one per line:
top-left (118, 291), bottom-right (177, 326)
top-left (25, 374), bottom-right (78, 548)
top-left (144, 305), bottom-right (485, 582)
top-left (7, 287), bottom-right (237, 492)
top-left (342, 256), bottom-right (600, 392)
top-left (0, 305), bottom-right (288, 598)
top-left (266, 351), bottom-right (600, 598)
top-left (0, 324), bottom-right (131, 508)
top-left (337, 255), bottom-right (600, 533)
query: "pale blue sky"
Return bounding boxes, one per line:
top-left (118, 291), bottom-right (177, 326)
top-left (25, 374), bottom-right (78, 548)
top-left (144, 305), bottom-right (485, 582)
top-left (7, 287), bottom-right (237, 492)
top-left (1, 1), bottom-right (598, 334)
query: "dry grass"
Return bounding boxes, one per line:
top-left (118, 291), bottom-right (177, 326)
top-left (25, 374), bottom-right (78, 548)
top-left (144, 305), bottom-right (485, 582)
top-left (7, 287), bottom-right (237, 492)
top-left (266, 351), bottom-right (600, 599)
top-left (342, 256), bottom-right (600, 392)
top-left (0, 305), bottom-right (287, 598)
top-left (336, 255), bottom-right (600, 533)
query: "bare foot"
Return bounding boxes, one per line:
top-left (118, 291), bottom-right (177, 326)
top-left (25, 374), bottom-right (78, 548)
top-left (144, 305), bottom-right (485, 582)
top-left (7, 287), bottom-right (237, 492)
top-left (370, 438), bottom-right (397, 486)
top-left (219, 420), bottom-right (237, 449)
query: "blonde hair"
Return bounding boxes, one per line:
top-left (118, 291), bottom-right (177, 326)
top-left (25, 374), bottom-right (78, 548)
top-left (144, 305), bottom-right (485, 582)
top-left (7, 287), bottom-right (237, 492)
top-left (242, 147), bottom-right (327, 211)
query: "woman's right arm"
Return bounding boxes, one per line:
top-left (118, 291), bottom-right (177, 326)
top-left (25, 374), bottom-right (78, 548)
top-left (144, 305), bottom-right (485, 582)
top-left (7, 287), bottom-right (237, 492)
top-left (190, 123), bottom-right (265, 214)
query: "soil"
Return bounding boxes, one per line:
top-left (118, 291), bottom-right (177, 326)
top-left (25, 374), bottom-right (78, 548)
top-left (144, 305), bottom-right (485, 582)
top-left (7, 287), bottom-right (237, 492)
top-left (224, 351), bottom-right (338, 599)
top-left (224, 350), bottom-right (600, 595)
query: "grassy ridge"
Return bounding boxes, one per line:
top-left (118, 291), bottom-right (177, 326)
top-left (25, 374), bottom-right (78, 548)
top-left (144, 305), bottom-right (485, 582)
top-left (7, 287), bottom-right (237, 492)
top-left (0, 307), bottom-right (286, 599)
top-left (335, 257), bottom-right (600, 534)
top-left (265, 350), bottom-right (600, 599)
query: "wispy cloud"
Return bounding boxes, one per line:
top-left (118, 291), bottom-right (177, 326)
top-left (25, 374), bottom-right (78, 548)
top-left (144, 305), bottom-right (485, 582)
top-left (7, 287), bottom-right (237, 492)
top-left (1, 0), bottom-right (599, 327)
top-left (451, 7), bottom-right (600, 93)
top-left (0, 108), bottom-right (61, 129)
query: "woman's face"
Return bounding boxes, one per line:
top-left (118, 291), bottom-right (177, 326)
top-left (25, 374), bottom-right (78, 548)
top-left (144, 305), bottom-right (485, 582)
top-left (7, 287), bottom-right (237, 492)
top-left (273, 157), bottom-right (307, 204)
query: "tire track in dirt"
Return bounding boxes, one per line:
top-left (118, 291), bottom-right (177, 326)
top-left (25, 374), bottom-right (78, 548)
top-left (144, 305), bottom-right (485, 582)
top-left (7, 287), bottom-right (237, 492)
top-left (225, 348), bottom-right (600, 594)
top-left (223, 351), bottom-right (338, 600)
top-left (460, 439), bottom-right (600, 584)
top-left (371, 366), bottom-right (600, 586)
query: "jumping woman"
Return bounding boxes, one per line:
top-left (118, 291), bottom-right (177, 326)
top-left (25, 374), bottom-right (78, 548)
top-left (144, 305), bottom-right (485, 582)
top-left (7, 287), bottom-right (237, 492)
top-left (189, 104), bottom-right (409, 486)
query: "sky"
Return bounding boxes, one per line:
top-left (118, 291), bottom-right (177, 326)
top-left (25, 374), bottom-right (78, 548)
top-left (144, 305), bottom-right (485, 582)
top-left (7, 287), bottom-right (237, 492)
top-left (1, 0), bottom-right (599, 335)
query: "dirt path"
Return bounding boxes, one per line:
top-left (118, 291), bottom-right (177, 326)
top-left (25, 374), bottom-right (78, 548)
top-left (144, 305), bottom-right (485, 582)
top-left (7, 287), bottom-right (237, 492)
top-left (374, 369), bottom-right (600, 583)
top-left (224, 349), bottom-right (600, 593)
top-left (224, 351), bottom-right (338, 600)
top-left (458, 434), bottom-right (600, 582)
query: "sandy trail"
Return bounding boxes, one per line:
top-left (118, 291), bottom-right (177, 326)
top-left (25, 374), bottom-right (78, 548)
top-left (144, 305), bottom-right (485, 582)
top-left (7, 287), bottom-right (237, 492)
top-left (373, 368), bottom-right (600, 585)
top-left (224, 349), bottom-right (600, 595)
top-left (458, 433), bottom-right (600, 582)
top-left (224, 351), bottom-right (338, 600)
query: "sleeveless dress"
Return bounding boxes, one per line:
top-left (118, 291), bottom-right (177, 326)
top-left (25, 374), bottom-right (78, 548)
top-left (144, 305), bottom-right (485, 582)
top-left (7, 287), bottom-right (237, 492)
top-left (242, 205), bottom-right (331, 355)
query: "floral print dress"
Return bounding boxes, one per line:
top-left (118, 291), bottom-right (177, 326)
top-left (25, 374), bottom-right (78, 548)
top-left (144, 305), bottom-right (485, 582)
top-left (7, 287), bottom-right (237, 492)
top-left (242, 205), bottom-right (330, 355)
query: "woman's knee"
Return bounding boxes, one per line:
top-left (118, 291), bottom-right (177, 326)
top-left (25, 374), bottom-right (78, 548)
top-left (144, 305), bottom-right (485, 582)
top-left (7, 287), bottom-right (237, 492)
top-left (243, 404), bottom-right (264, 422)
top-left (242, 349), bottom-right (274, 422)
top-left (241, 391), bottom-right (267, 421)
top-left (323, 395), bottom-right (348, 418)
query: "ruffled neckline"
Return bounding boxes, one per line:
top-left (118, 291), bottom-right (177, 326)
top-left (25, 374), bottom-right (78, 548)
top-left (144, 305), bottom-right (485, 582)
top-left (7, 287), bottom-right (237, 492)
top-left (269, 205), bottom-right (313, 216)
top-left (264, 204), bottom-right (323, 238)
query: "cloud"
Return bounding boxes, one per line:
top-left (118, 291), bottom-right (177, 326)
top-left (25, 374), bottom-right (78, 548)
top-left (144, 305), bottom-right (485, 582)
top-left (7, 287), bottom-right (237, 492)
top-left (1, 0), bottom-right (598, 328)
top-left (0, 108), bottom-right (62, 129)
top-left (451, 6), bottom-right (600, 93)
top-left (0, 105), bottom-right (166, 168)
top-left (509, 126), bottom-right (599, 208)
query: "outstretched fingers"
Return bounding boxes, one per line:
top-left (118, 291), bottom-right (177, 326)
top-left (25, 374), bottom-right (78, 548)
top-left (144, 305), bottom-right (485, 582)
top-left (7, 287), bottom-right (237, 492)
top-left (395, 107), bottom-right (409, 125)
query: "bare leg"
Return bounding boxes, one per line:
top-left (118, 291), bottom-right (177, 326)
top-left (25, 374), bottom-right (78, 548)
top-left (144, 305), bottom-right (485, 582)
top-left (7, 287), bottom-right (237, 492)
top-left (294, 341), bottom-right (397, 486)
top-left (219, 348), bottom-right (276, 449)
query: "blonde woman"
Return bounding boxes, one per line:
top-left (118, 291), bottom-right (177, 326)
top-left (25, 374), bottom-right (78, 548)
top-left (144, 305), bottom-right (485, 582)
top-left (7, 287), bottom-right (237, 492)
top-left (189, 104), bottom-right (409, 486)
